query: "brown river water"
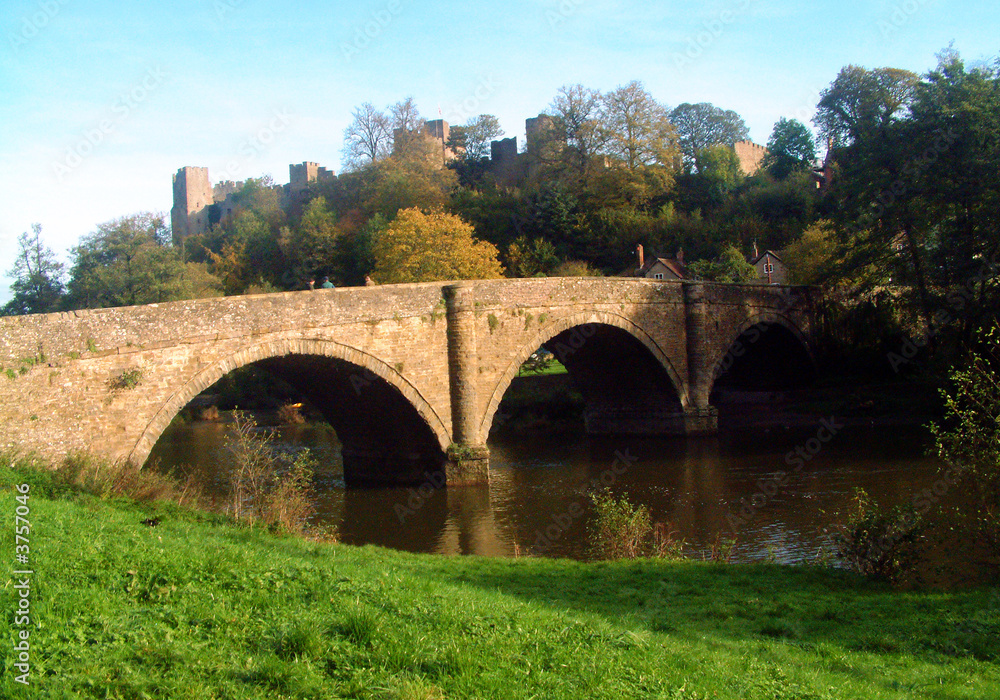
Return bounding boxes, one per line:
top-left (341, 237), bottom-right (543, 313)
top-left (147, 416), bottom-right (950, 564)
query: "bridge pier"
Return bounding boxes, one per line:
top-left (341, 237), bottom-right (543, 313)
top-left (683, 281), bottom-right (719, 435)
top-left (679, 406), bottom-right (718, 435)
top-left (444, 283), bottom-right (490, 486)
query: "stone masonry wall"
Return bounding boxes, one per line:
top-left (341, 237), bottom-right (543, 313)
top-left (0, 279), bottom-right (819, 472)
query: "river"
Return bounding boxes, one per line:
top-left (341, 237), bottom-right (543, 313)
top-left (147, 414), bottom-right (946, 564)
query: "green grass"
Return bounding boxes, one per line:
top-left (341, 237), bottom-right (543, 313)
top-left (518, 358), bottom-right (568, 377)
top-left (2, 457), bottom-right (999, 699)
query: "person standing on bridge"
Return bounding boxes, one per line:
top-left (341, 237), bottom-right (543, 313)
top-left (364, 275), bottom-right (375, 286)
top-left (320, 276), bottom-right (334, 289)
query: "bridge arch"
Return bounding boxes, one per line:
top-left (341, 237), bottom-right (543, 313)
top-left (708, 311), bottom-right (815, 394)
top-left (131, 337), bottom-right (451, 475)
top-left (479, 310), bottom-right (688, 438)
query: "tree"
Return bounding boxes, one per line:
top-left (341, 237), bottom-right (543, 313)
top-left (372, 208), bottom-right (503, 284)
top-left (686, 245), bottom-right (757, 283)
top-left (66, 213), bottom-right (191, 308)
top-left (278, 196), bottom-right (340, 282)
top-left (906, 53), bottom-right (1000, 341)
top-left (814, 64), bottom-right (929, 328)
top-left (460, 114), bottom-right (504, 160)
top-left (674, 144), bottom-right (742, 213)
top-left (601, 81), bottom-right (677, 171)
top-left (342, 102), bottom-right (391, 169)
top-left (816, 54), bottom-right (1000, 345)
top-left (2, 224), bottom-right (65, 315)
top-left (547, 84), bottom-right (607, 186)
top-left (388, 97), bottom-right (426, 158)
top-left (764, 118), bottom-right (817, 179)
top-left (367, 148), bottom-right (458, 219)
top-left (506, 236), bottom-right (558, 277)
top-left (782, 220), bottom-right (839, 284)
top-left (813, 65), bottom-right (918, 147)
top-left (669, 102), bottom-right (750, 171)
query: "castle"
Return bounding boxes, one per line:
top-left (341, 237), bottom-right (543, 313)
top-left (171, 118), bottom-right (457, 239)
top-left (170, 160), bottom-right (337, 240)
top-left (171, 117), bottom-right (768, 238)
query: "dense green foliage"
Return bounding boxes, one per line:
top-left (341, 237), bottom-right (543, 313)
top-left (816, 53), bottom-right (1000, 350)
top-left (764, 118), bottom-right (817, 180)
top-left (2, 455), bottom-right (999, 698)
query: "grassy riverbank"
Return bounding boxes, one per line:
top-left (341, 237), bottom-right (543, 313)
top-left (2, 458), bottom-right (999, 699)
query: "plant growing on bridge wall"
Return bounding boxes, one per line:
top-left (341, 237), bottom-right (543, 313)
top-left (3, 353), bottom-right (47, 379)
top-left (107, 368), bottom-right (143, 393)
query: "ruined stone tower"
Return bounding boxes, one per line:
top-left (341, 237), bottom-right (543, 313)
top-left (171, 167), bottom-right (214, 239)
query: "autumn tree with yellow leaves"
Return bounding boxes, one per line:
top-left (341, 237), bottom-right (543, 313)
top-left (372, 208), bottom-right (504, 284)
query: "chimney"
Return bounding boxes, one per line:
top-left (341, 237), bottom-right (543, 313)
top-left (752, 240), bottom-right (759, 259)
top-left (676, 247), bottom-right (684, 265)
top-left (636, 243), bottom-right (644, 270)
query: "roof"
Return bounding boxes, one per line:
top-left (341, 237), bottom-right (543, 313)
top-left (619, 252), bottom-right (687, 279)
top-left (646, 257), bottom-right (686, 278)
top-left (748, 250), bottom-right (783, 266)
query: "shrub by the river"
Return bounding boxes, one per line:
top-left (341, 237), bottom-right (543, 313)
top-left (930, 324), bottom-right (1000, 575)
top-left (829, 487), bottom-right (925, 584)
top-left (223, 411), bottom-right (317, 534)
top-left (589, 490), bottom-right (685, 560)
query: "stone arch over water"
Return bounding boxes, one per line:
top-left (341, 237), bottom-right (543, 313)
top-left (480, 311), bottom-right (688, 439)
top-left (133, 337), bottom-right (450, 484)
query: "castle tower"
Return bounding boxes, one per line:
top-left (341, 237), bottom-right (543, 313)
top-left (171, 167), bottom-right (214, 239)
top-left (733, 141), bottom-right (768, 176)
top-left (289, 161), bottom-right (335, 194)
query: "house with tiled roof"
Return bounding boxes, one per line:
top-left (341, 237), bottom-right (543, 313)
top-left (624, 244), bottom-right (687, 280)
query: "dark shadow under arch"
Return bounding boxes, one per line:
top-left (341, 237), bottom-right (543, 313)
top-left (134, 338), bottom-right (449, 485)
top-left (710, 314), bottom-right (816, 397)
top-left (483, 314), bottom-right (687, 439)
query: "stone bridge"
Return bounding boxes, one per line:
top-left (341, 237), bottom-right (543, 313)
top-left (0, 278), bottom-right (821, 485)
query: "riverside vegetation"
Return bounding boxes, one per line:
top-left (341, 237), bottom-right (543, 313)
top-left (2, 441), bottom-right (999, 698)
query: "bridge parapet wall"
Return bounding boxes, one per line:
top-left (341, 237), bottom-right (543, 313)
top-left (0, 284), bottom-right (452, 364)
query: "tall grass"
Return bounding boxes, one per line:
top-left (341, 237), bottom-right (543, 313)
top-left (1, 412), bottom-right (321, 538)
top-left (52, 452), bottom-right (206, 507)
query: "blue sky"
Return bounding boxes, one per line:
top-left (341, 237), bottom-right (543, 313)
top-left (1, 0), bottom-right (997, 303)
